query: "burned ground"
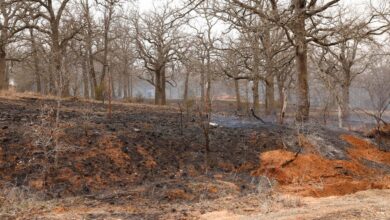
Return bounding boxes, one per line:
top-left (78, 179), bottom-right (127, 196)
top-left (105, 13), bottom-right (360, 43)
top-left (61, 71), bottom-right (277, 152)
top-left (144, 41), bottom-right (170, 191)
top-left (0, 95), bottom-right (389, 219)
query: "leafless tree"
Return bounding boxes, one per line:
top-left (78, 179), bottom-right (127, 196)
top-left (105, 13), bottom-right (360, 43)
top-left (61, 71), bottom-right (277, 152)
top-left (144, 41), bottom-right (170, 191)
top-left (311, 5), bottom-right (385, 127)
top-left (111, 21), bottom-right (136, 99)
top-left (80, 0), bottom-right (98, 98)
top-left (30, 0), bottom-right (83, 96)
top-left (96, 0), bottom-right (121, 103)
top-left (213, 0), bottom-right (343, 121)
top-left (0, 0), bottom-right (31, 90)
top-left (358, 62), bottom-right (390, 130)
top-left (217, 44), bottom-right (244, 112)
top-left (133, 1), bottom-right (186, 105)
top-left (190, 2), bottom-right (220, 110)
top-left (28, 27), bottom-right (43, 93)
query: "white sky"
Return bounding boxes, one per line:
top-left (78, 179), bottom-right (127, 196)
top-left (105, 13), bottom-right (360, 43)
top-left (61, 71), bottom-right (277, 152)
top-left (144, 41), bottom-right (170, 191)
top-left (139, 0), bottom-right (374, 11)
top-left (138, 0), bottom-right (154, 11)
top-left (137, 0), bottom-right (378, 36)
top-left (139, 0), bottom-right (167, 11)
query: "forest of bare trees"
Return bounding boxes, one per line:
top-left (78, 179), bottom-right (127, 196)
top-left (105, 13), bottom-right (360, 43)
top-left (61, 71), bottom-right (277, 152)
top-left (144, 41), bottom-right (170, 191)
top-left (1, 0), bottom-right (389, 124)
top-left (2, 1), bottom-right (390, 218)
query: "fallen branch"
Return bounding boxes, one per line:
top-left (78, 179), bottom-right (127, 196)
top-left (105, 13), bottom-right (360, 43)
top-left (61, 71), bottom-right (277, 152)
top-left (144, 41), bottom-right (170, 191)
top-left (250, 108), bottom-right (266, 124)
top-left (281, 147), bottom-right (302, 168)
top-left (354, 108), bottom-right (388, 125)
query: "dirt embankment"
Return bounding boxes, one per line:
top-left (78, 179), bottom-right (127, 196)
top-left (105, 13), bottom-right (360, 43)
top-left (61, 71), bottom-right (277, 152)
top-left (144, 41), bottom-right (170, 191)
top-left (0, 96), bottom-right (275, 197)
top-left (0, 96), bottom-right (389, 198)
top-left (0, 95), bottom-right (389, 219)
top-left (252, 133), bottom-right (390, 197)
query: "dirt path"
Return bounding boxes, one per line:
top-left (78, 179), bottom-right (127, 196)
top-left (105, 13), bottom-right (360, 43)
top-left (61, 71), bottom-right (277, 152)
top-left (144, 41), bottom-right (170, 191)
top-left (201, 189), bottom-right (390, 220)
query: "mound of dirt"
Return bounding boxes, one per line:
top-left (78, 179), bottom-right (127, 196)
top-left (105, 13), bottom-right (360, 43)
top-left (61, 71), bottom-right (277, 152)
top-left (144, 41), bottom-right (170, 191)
top-left (252, 134), bottom-right (390, 197)
top-left (343, 134), bottom-right (390, 165)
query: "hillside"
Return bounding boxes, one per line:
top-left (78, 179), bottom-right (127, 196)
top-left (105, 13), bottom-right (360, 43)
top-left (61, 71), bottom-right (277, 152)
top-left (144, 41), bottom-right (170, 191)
top-left (0, 95), bottom-right (389, 219)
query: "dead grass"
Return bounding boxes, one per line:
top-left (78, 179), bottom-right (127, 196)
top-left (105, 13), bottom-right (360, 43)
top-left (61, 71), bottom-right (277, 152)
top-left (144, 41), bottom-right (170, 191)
top-left (0, 186), bottom-right (55, 219)
top-left (0, 90), bottom-right (58, 101)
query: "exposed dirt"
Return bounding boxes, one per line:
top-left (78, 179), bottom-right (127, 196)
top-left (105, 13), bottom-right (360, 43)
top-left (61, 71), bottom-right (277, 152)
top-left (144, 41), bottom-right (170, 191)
top-left (252, 133), bottom-right (390, 197)
top-left (200, 189), bottom-right (390, 220)
top-left (365, 124), bottom-right (390, 152)
top-left (0, 94), bottom-right (389, 219)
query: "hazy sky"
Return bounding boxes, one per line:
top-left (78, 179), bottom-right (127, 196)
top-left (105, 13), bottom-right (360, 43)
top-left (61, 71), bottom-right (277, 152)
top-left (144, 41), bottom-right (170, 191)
top-left (137, 0), bottom-right (376, 31)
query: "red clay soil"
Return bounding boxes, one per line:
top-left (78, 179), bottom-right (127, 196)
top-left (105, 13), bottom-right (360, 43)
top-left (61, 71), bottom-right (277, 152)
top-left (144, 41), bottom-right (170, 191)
top-left (252, 134), bottom-right (390, 197)
top-left (342, 134), bottom-right (390, 164)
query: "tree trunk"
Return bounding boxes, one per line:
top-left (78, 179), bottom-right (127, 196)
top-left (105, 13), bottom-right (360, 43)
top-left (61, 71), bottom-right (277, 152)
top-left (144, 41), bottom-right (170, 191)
top-left (30, 29), bottom-right (42, 93)
top-left (52, 48), bottom-right (62, 97)
top-left (206, 72), bottom-right (211, 109)
top-left (87, 48), bottom-right (98, 98)
top-left (294, 1), bottom-right (310, 122)
top-left (161, 67), bottom-right (166, 105)
top-left (0, 13), bottom-right (9, 91)
top-left (245, 80), bottom-right (250, 114)
top-left (100, 16), bottom-right (110, 92)
top-left (82, 58), bottom-right (89, 98)
top-left (280, 87), bottom-right (288, 124)
top-left (89, 76), bottom-right (95, 99)
top-left (200, 64), bottom-right (205, 105)
top-left (48, 65), bottom-right (55, 95)
top-left (0, 48), bottom-right (7, 91)
top-left (61, 64), bottom-right (70, 97)
top-left (337, 103), bottom-right (343, 128)
top-left (234, 79), bottom-right (242, 112)
top-left (252, 78), bottom-right (260, 113)
top-left (51, 23), bottom-right (65, 98)
top-left (123, 72), bottom-right (128, 99)
top-left (251, 31), bottom-right (261, 114)
top-left (341, 84), bottom-right (350, 123)
top-left (183, 70), bottom-right (190, 103)
top-left (86, 31), bottom-right (97, 98)
top-left (110, 73), bottom-right (115, 99)
top-left (263, 27), bottom-right (275, 115)
top-left (61, 47), bottom-right (70, 97)
top-left (277, 79), bottom-right (284, 108)
top-left (41, 75), bottom-right (47, 95)
top-left (265, 76), bottom-right (275, 115)
top-left (155, 70), bottom-right (162, 105)
top-left (82, 0), bottom-right (98, 99)
top-left (129, 73), bottom-right (133, 99)
top-left (206, 52), bottom-right (212, 109)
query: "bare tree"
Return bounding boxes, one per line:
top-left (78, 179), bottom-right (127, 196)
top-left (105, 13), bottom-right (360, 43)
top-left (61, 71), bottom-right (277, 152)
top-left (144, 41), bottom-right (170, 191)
top-left (133, 2), bottom-right (186, 105)
top-left (80, 0), bottom-right (98, 98)
top-left (0, 0), bottom-right (31, 90)
top-left (215, 0), bottom-right (342, 121)
top-left (96, 0), bottom-right (121, 103)
top-left (28, 27), bottom-right (42, 93)
top-left (192, 2), bottom-right (220, 110)
top-left (311, 5), bottom-right (384, 127)
top-left (217, 41), bottom-right (243, 112)
top-left (358, 63), bottom-right (390, 130)
top-left (30, 0), bottom-right (82, 96)
top-left (175, 43), bottom-right (194, 105)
